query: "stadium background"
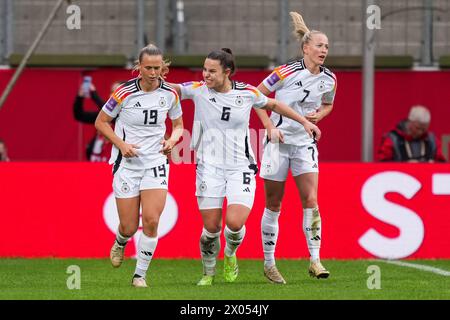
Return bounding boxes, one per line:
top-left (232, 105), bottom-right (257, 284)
top-left (0, 0), bottom-right (449, 261)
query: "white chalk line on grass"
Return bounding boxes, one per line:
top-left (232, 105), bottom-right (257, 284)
top-left (375, 259), bottom-right (450, 277)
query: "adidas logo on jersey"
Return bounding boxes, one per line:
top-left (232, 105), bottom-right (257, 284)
top-left (294, 81), bottom-right (303, 87)
top-left (243, 187), bottom-right (251, 193)
top-left (209, 97), bottom-right (216, 103)
top-left (134, 101), bottom-right (142, 108)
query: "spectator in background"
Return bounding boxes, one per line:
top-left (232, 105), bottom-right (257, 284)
top-left (73, 77), bottom-right (123, 161)
top-left (0, 139), bottom-right (10, 162)
top-left (377, 105), bottom-right (446, 163)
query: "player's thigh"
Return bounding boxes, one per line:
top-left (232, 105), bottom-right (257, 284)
top-left (225, 204), bottom-right (251, 231)
top-left (115, 196), bottom-right (141, 234)
top-left (293, 172), bottom-right (318, 208)
top-left (263, 179), bottom-right (286, 209)
top-left (260, 142), bottom-right (290, 182)
top-left (200, 207), bottom-right (223, 233)
top-left (290, 143), bottom-right (319, 177)
top-left (140, 189), bottom-right (168, 224)
top-left (113, 166), bottom-right (142, 198)
top-left (196, 163), bottom-right (226, 198)
top-left (113, 166), bottom-right (142, 232)
top-left (226, 166), bottom-right (256, 209)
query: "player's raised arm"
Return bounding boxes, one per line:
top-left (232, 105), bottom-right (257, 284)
top-left (254, 83), bottom-right (285, 143)
top-left (262, 97), bottom-right (321, 141)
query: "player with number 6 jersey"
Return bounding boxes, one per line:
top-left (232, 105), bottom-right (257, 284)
top-left (169, 48), bottom-right (321, 286)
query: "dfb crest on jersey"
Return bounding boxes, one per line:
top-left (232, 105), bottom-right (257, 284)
top-left (159, 96), bottom-right (167, 107)
top-left (199, 181), bottom-right (207, 192)
top-left (235, 96), bottom-right (243, 106)
top-left (317, 81), bottom-right (326, 92)
top-left (121, 182), bottom-right (130, 193)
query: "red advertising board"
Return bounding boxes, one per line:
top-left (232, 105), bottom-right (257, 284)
top-left (0, 163), bottom-right (449, 259)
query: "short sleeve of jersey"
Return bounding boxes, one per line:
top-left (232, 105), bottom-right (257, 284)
top-left (322, 74), bottom-right (337, 105)
top-left (180, 81), bottom-right (203, 100)
top-left (168, 92), bottom-right (183, 120)
top-left (102, 94), bottom-right (122, 118)
top-left (262, 66), bottom-right (285, 92)
top-left (250, 85), bottom-right (269, 109)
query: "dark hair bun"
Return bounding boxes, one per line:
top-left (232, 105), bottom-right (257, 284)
top-left (221, 48), bottom-right (233, 55)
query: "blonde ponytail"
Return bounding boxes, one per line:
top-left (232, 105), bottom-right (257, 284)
top-left (290, 11), bottom-right (325, 53)
top-left (289, 11), bottom-right (310, 41)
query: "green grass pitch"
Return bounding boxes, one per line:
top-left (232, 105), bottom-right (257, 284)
top-left (0, 258), bottom-right (449, 300)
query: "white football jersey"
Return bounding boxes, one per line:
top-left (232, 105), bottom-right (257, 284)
top-left (102, 78), bottom-right (182, 170)
top-left (180, 81), bottom-right (268, 168)
top-left (262, 59), bottom-right (337, 146)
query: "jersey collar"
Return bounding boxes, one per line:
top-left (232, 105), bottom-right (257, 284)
top-left (136, 77), bottom-right (164, 92)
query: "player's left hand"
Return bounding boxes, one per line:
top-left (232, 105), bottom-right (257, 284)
top-left (305, 111), bottom-right (321, 124)
top-left (304, 122), bottom-right (321, 141)
top-left (160, 138), bottom-right (176, 155)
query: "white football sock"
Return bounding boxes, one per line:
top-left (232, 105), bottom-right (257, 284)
top-left (261, 208), bottom-right (280, 268)
top-left (115, 229), bottom-right (131, 246)
top-left (199, 228), bottom-right (221, 276)
top-left (303, 207), bottom-right (321, 262)
top-left (224, 225), bottom-right (246, 257)
top-left (134, 233), bottom-right (158, 278)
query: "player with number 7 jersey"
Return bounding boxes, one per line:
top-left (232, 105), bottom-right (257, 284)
top-left (169, 48), bottom-right (320, 286)
top-left (255, 11), bottom-right (337, 284)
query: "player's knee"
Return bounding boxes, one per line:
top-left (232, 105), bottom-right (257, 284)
top-left (266, 203), bottom-right (281, 212)
top-left (226, 221), bottom-right (244, 232)
top-left (142, 215), bottom-right (160, 231)
top-left (203, 224), bottom-right (221, 234)
top-left (120, 223), bottom-right (138, 237)
top-left (301, 194), bottom-right (317, 208)
top-left (266, 197), bottom-right (282, 212)
top-left (265, 192), bottom-right (282, 209)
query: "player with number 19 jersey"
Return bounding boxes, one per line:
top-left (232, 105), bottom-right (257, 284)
top-left (102, 78), bottom-right (182, 171)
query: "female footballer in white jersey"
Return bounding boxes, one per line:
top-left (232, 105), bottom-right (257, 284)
top-left (169, 48), bottom-right (321, 286)
top-left (255, 12), bottom-right (337, 284)
top-left (95, 44), bottom-right (183, 288)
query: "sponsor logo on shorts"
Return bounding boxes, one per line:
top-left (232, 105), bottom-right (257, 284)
top-left (264, 164), bottom-right (272, 174)
top-left (312, 163), bottom-right (318, 169)
top-left (200, 181), bottom-right (207, 192)
top-left (161, 180), bottom-right (167, 185)
top-left (121, 182), bottom-right (130, 193)
top-left (243, 187), bottom-right (251, 193)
